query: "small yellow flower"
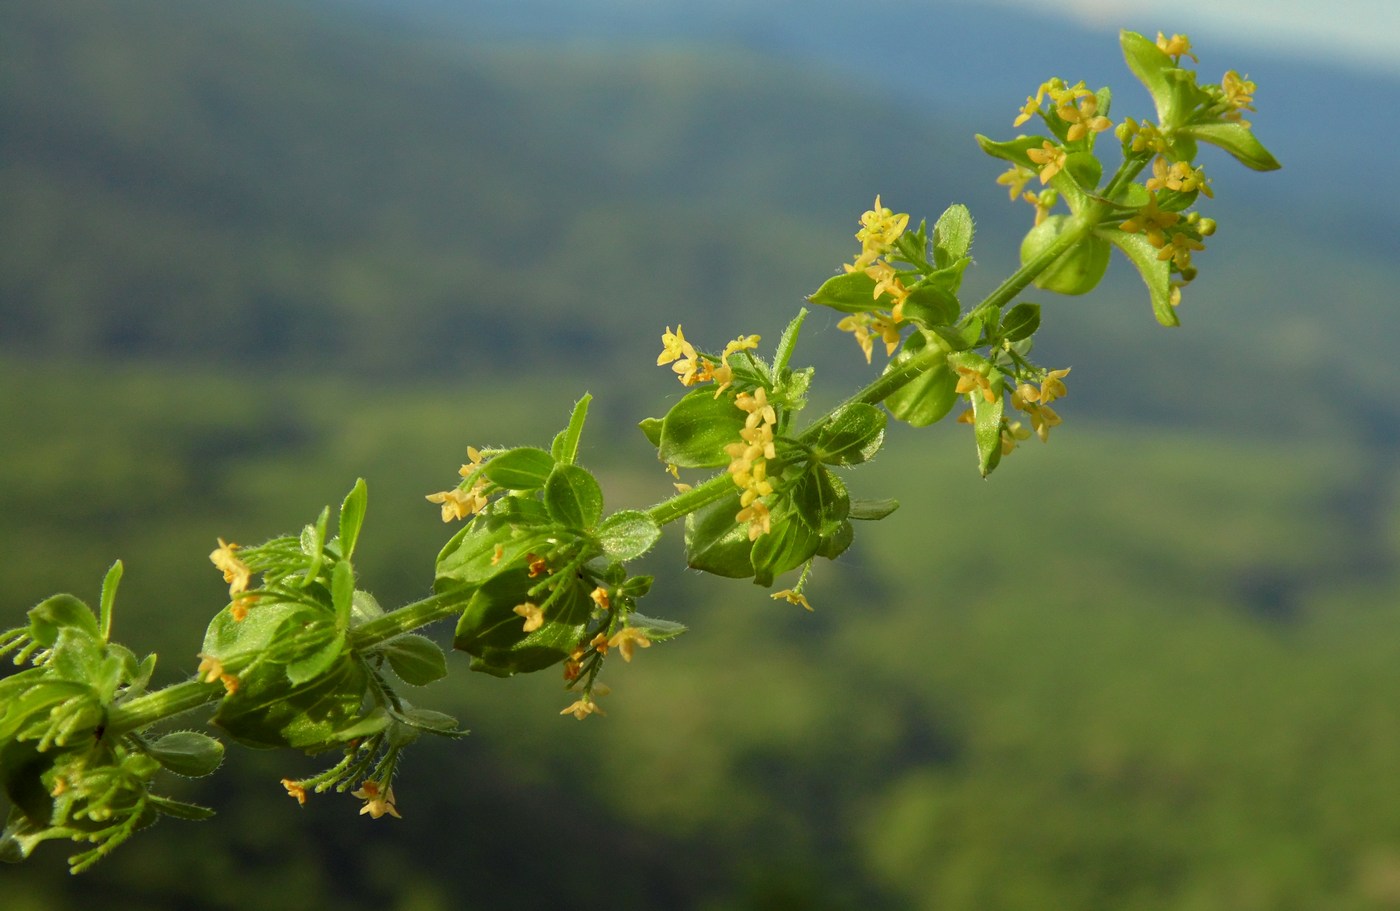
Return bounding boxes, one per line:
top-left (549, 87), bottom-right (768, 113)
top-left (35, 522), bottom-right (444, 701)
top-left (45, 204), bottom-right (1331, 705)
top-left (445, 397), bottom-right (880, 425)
top-left (425, 483), bottom-right (488, 522)
top-left (590, 587), bottom-right (611, 611)
top-left (281, 779), bottom-right (308, 806)
top-left (657, 325), bottom-right (695, 366)
top-left (209, 538), bottom-right (252, 596)
top-left (735, 387), bottom-right (777, 427)
top-left (1156, 32), bottom-right (1198, 63)
top-left (560, 695), bottom-right (605, 720)
top-left (1025, 402), bottom-right (1062, 442)
top-left (855, 196), bottom-right (910, 252)
top-left (838, 313), bottom-right (876, 363)
top-left (722, 334), bottom-right (760, 363)
top-left (771, 589), bottom-right (813, 611)
top-left (1158, 232), bottom-right (1205, 270)
top-left (607, 627), bottom-right (653, 662)
top-left (736, 499), bottom-right (772, 540)
top-left (352, 781), bottom-right (402, 819)
top-left (1000, 421), bottom-right (1032, 455)
top-left (457, 446), bottom-right (486, 478)
top-left (1220, 71), bottom-right (1256, 123)
top-left (513, 602), bottom-right (544, 633)
top-left (1040, 368), bottom-right (1071, 404)
top-left (229, 592), bottom-right (259, 623)
top-left (1026, 141), bottom-right (1067, 184)
top-left (954, 365), bottom-right (996, 404)
top-left (197, 654), bottom-right (224, 684)
top-left (997, 164), bottom-right (1035, 201)
top-left (673, 482), bottom-right (693, 493)
top-left (590, 632), bottom-right (610, 655)
top-left (1059, 94), bottom-right (1112, 142)
top-left (527, 553), bottom-right (550, 577)
top-left (870, 315), bottom-right (902, 357)
top-left (1120, 193), bottom-right (1180, 248)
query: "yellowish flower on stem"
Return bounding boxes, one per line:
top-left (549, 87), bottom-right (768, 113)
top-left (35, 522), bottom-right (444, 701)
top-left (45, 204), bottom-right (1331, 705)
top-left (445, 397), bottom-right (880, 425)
top-left (1156, 32), bottom-right (1198, 62)
top-left (1040, 368), bottom-right (1071, 404)
top-left (1059, 94), bottom-right (1112, 142)
top-left (281, 779), bottom-right (308, 806)
top-left (954, 365), bottom-right (996, 404)
top-left (838, 313), bottom-right (876, 363)
top-left (735, 387), bottom-right (777, 427)
top-left (710, 361), bottom-right (735, 398)
top-left (771, 589), bottom-right (813, 611)
top-left (229, 592), bottom-right (259, 623)
top-left (997, 164), bottom-right (1036, 201)
top-left (607, 627), bottom-right (652, 662)
top-left (1025, 402), bottom-right (1062, 442)
top-left (590, 632), bottom-right (610, 655)
top-left (1001, 421), bottom-right (1032, 455)
top-left (457, 446), bottom-right (486, 478)
top-left (197, 654), bottom-right (224, 685)
top-left (560, 694), bottom-right (605, 720)
top-left (657, 325), bottom-right (695, 366)
top-left (1022, 189), bottom-right (1054, 226)
top-left (513, 602), bottom-right (544, 633)
top-left (352, 781), bottom-right (401, 819)
top-left (527, 553), bottom-right (550, 577)
top-left (722, 334), bottom-right (760, 362)
top-left (855, 196), bottom-right (910, 253)
top-left (1012, 382), bottom-right (1040, 408)
top-left (1120, 193), bottom-right (1179, 248)
top-left (590, 587), bottom-right (611, 611)
top-left (209, 538), bottom-right (252, 596)
top-left (1221, 71), bottom-right (1256, 123)
top-left (425, 483), bottom-right (488, 522)
top-left (1026, 141), bottom-right (1067, 184)
top-left (736, 499), bottom-right (772, 541)
top-left (1118, 117), bottom-right (1167, 155)
top-left (1158, 232), bottom-right (1205, 270)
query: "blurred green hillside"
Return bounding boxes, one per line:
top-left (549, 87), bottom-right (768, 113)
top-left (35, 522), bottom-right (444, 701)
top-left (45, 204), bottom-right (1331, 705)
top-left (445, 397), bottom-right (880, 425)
top-left (5, 0), bottom-right (1400, 909)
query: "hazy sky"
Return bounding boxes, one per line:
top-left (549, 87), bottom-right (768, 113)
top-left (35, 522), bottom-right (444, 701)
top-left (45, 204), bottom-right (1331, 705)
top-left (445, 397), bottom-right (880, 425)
top-left (986, 0), bottom-right (1400, 76)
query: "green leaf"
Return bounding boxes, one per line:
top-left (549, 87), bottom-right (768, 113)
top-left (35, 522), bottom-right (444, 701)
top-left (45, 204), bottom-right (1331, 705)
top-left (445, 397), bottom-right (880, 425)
top-left (657, 387), bottom-right (747, 468)
top-left (624, 612), bottom-right (687, 642)
top-left (98, 561), bottom-right (122, 642)
top-left (147, 731), bottom-right (225, 778)
top-left (932, 203), bottom-right (974, 269)
top-left (285, 625), bottom-right (345, 687)
top-left (213, 656), bottom-right (368, 751)
top-left (901, 283), bottom-right (960, 327)
top-left (27, 594), bottom-right (99, 647)
top-left (379, 634), bottom-right (448, 686)
top-left (397, 708), bottom-right (466, 736)
top-left (299, 506), bottom-right (330, 588)
top-left (330, 708), bottom-right (392, 741)
top-left (331, 560), bottom-right (354, 630)
top-left (337, 479), bottom-right (368, 561)
top-left (1179, 121), bottom-right (1281, 171)
top-left (849, 498), bottom-right (899, 520)
top-left (807, 270), bottom-right (880, 314)
top-left (1120, 30), bottom-right (1177, 125)
top-left (551, 394), bottom-right (592, 465)
top-left (969, 366), bottom-right (1006, 478)
top-left (433, 519), bottom-right (554, 590)
top-left (684, 493), bottom-right (755, 579)
top-left (771, 308), bottom-right (807, 377)
top-left (544, 463), bottom-right (604, 530)
top-left (817, 520), bottom-right (854, 560)
top-left (148, 795), bottom-right (217, 821)
top-left (596, 510), bottom-right (662, 562)
top-left (1020, 215), bottom-right (1110, 295)
top-left (811, 403), bottom-right (886, 466)
top-left (638, 416), bottom-right (663, 448)
top-left (482, 447), bottom-right (556, 490)
top-left (883, 331), bottom-right (958, 427)
top-left (1001, 303), bottom-right (1041, 342)
top-left (453, 568), bottom-right (590, 676)
top-left (1100, 227), bottom-right (1180, 327)
top-left (791, 466), bottom-right (849, 536)
top-left (749, 513), bottom-right (820, 588)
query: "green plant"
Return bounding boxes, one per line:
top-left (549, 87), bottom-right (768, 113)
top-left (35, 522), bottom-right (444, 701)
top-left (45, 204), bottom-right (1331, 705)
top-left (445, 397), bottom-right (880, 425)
top-left (0, 30), bottom-right (1276, 872)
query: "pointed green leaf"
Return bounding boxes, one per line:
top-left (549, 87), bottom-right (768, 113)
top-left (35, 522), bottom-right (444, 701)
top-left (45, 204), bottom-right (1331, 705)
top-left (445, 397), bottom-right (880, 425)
top-left (482, 447), bottom-right (556, 490)
top-left (397, 708), bottom-right (466, 736)
top-left (299, 506), bottom-right (330, 587)
top-left (971, 368), bottom-right (1006, 478)
top-left (544, 464), bottom-right (604, 530)
top-left (596, 510), bottom-right (662, 562)
top-left (791, 466), bottom-right (849, 535)
top-left (380, 634), bottom-right (448, 686)
top-left (638, 416), bottom-right (663, 448)
top-left (849, 498), bottom-right (899, 521)
top-left (1001, 303), bottom-right (1041, 342)
top-left (1179, 121), bottom-right (1281, 171)
top-left (331, 560), bottom-right (354, 630)
top-left (901, 283), bottom-right (960, 327)
top-left (98, 561), bottom-right (122, 642)
top-left (1120, 29), bottom-right (1176, 124)
top-left (1100, 227), bottom-right (1180, 327)
top-left (337, 479), bottom-right (368, 562)
top-left (147, 731), bottom-right (225, 778)
top-left (624, 612), bottom-right (688, 642)
top-left (749, 513), bottom-right (820, 588)
top-left (27, 594), bottom-right (99, 647)
top-left (883, 331), bottom-right (958, 427)
top-left (286, 625), bottom-right (345, 686)
top-left (807, 270), bottom-right (880, 314)
top-left (932, 204), bottom-right (974, 268)
top-left (657, 387), bottom-right (747, 468)
top-left (551, 394), bottom-right (592, 465)
top-left (684, 492), bottom-right (755, 579)
top-left (149, 795), bottom-right (217, 821)
top-left (811, 403), bottom-right (886, 466)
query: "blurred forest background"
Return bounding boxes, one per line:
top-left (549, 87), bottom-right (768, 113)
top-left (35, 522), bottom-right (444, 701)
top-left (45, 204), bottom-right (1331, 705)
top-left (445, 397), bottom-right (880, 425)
top-left (4, 0), bottom-right (1400, 908)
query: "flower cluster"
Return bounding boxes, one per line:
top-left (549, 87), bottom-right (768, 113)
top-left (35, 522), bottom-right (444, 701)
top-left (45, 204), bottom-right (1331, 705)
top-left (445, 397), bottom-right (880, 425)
top-left (837, 196), bottom-right (914, 362)
top-left (657, 325), bottom-right (759, 398)
top-left (725, 387), bottom-right (779, 540)
top-left (425, 446), bottom-right (490, 522)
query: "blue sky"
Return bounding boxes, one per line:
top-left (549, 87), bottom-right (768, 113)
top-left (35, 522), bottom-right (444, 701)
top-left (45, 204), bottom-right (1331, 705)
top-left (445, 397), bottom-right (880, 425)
top-left (984, 0), bottom-right (1400, 77)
